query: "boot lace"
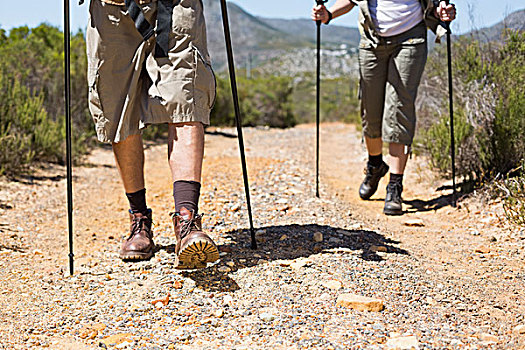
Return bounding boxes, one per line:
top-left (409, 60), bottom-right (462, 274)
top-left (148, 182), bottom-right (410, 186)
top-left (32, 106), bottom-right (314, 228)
top-left (129, 215), bottom-right (151, 239)
top-left (171, 212), bottom-right (202, 239)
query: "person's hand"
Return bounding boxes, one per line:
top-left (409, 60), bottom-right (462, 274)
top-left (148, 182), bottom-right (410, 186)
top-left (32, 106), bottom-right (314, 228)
top-left (436, 1), bottom-right (456, 22)
top-left (311, 4), bottom-right (330, 24)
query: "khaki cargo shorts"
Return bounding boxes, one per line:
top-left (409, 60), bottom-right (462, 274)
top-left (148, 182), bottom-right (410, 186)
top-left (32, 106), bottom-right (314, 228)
top-left (358, 21), bottom-right (428, 145)
top-left (87, 0), bottom-right (216, 143)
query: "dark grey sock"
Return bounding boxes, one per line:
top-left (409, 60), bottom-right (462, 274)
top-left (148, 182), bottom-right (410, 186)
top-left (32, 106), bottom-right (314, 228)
top-left (126, 188), bottom-right (148, 214)
top-left (173, 180), bottom-right (201, 214)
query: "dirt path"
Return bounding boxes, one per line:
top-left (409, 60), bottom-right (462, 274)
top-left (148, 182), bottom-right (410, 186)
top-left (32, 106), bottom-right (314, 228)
top-left (0, 123), bottom-right (523, 349)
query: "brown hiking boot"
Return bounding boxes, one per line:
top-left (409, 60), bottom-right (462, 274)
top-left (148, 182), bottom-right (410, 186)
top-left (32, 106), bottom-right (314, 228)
top-left (119, 209), bottom-right (155, 261)
top-left (172, 207), bottom-right (219, 269)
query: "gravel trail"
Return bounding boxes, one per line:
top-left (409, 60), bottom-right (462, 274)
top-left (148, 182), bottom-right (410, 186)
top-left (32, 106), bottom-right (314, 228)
top-left (0, 123), bottom-right (523, 349)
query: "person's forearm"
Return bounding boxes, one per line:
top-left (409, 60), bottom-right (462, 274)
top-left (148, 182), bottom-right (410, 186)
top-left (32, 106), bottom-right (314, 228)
top-left (329, 0), bottom-right (355, 19)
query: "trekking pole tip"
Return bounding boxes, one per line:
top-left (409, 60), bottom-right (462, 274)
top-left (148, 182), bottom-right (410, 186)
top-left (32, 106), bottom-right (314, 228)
top-left (68, 253), bottom-right (74, 275)
top-left (250, 228), bottom-right (257, 250)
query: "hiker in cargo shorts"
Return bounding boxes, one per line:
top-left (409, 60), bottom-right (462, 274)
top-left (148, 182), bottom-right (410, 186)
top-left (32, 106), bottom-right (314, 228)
top-left (312, 0), bottom-right (456, 215)
top-left (86, 0), bottom-right (219, 267)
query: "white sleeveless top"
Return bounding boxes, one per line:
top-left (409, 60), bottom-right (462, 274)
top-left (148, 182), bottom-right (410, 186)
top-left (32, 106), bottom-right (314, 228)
top-left (369, 0), bottom-right (424, 37)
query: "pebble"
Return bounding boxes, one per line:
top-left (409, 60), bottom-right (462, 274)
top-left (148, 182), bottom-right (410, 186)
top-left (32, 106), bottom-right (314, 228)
top-left (370, 245), bottom-right (388, 253)
top-left (336, 294), bottom-right (385, 312)
top-left (100, 333), bottom-right (134, 347)
top-left (259, 312), bottom-right (276, 322)
top-left (321, 280), bottom-right (343, 290)
top-left (313, 232), bottom-right (323, 242)
top-left (475, 246), bottom-right (491, 254)
top-left (403, 219), bottom-right (425, 227)
top-left (513, 325), bottom-right (525, 335)
top-left (479, 333), bottom-right (499, 343)
top-left (290, 258), bottom-right (311, 270)
top-left (386, 335), bottom-right (419, 349)
top-left (214, 309), bottom-right (225, 318)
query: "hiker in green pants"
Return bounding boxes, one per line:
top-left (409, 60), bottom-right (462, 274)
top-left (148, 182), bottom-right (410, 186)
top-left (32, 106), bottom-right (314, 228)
top-left (312, 0), bottom-right (456, 215)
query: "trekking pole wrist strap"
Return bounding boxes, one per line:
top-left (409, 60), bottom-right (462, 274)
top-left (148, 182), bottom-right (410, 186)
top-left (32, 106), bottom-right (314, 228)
top-left (325, 10), bottom-right (333, 25)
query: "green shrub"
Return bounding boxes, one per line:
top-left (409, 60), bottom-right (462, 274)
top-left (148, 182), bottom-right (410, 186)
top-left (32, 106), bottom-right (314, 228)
top-left (0, 24), bottom-right (94, 177)
top-left (292, 74), bottom-right (360, 125)
top-left (0, 74), bottom-right (63, 175)
top-left (417, 30), bottom-right (525, 181)
top-left (211, 74), bottom-right (296, 128)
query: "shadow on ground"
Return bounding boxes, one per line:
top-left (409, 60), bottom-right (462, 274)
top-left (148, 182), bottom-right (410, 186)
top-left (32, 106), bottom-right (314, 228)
top-left (170, 224), bottom-right (409, 292)
top-left (404, 193), bottom-right (455, 213)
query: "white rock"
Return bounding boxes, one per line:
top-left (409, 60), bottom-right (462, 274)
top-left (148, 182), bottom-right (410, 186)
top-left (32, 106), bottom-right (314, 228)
top-left (116, 341), bottom-right (134, 349)
top-left (214, 308), bottom-right (225, 318)
top-left (259, 312), bottom-right (276, 322)
top-left (386, 335), bottom-right (419, 349)
top-left (319, 292), bottom-right (331, 301)
top-left (290, 258), bottom-right (311, 270)
top-left (222, 295), bottom-right (233, 306)
top-left (513, 325), bottom-right (525, 335)
top-left (230, 203), bottom-right (241, 212)
top-left (321, 280), bottom-right (343, 290)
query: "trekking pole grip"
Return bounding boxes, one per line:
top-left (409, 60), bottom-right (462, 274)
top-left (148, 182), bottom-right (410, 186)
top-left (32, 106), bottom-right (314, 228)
top-left (315, 0), bottom-right (328, 25)
top-left (441, 0), bottom-right (452, 33)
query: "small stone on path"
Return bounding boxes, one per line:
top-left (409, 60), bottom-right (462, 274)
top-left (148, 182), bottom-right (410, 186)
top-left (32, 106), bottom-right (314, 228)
top-left (475, 246), bottom-right (491, 254)
top-left (214, 308), bottom-right (225, 318)
top-left (336, 293), bottom-right (384, 312)
top-left (100, 333), bottom-right (134, 347)
top-left (313, 232), bottom-right (323, 242)
top-left (370, 245), bottom-right (388, 253)
top-left (290, 258), bottom-right (311, 270)
top-left (218, 266), bottom-right (231, 273)
top-left (403, 219), bottom-right (425, 227)
top-left (513, 325), bottom-right (525, 335)
top-left (321, 280), bottom-right (343, 290)
top-left (259, 312), bottom-right (276, 322)
top-left (479, 333), bottom-right (498, 344)
top-left (386, 335), bottom-right (419, 349)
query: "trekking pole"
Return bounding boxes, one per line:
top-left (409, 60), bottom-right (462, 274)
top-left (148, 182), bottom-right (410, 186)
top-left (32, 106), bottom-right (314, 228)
top-left (443, 0), bottom-right (457, 207)
top-left (315, 0), bottom-right (327, 198)
top-left (63, 0), bottom-right (75, 274)
top-left (219, 0), bottom-right (257, 249)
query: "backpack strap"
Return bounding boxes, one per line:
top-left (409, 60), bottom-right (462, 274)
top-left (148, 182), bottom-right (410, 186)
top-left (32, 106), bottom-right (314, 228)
top-left (123, 0), bottom-right (181, 58)
top-left (124, 0), bottom-right (156, 43)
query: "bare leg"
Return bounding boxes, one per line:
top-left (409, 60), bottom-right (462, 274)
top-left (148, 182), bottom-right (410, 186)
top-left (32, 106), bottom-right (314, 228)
top-left (365, 136), bottom-right (383, 156)
top-left (112, 134), bottom-right (145, 193)
top-left (168, 122), bottom-right (205, 182)
top-left (388, 143), bottom-right (409, 175)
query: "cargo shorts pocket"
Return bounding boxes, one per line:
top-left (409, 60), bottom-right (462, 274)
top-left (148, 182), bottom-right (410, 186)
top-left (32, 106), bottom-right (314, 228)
top-left (87, 59), bottom-right (110, 141)
top-left (193, 45), bottom-right (216, 110)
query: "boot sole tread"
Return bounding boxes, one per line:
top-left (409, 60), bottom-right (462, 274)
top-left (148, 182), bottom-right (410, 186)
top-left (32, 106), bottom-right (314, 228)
top-left (177, 238), bottom-right (219, 270)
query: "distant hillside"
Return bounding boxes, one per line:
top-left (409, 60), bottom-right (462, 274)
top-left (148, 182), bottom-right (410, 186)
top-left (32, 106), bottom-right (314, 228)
top-left (464, 9), bottom-right (524, 42)
top-left (258, 17), bottom-right (360, 48)
top-left (203, 0), bottom-right (359, 71)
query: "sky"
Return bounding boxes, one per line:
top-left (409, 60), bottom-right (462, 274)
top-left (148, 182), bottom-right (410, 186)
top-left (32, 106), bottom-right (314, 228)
top-left (0, 0), bottom-right (523, 35)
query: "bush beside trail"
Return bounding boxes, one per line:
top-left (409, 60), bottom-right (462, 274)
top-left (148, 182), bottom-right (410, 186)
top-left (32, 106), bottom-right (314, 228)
top-left (0, 25), bottom-right (92, 176)
top-left (417, 30), bottom-right (524, 182)
top-left (0, 25), bottom-right (301, 177)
